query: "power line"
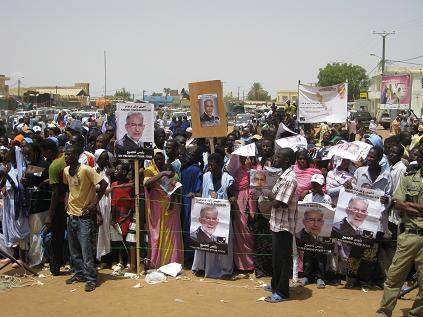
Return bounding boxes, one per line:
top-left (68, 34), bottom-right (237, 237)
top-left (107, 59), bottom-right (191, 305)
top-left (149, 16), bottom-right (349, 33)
top-left (372, 31), bottom-right (395, 74)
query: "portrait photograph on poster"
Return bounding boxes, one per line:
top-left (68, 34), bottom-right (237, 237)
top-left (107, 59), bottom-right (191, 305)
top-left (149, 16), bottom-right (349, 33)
top-left (198, 94), bottom-right (220, 127)
top-left (249, 168), bottom-right (282, 199)
top-left (331, 186), bottom-right (384, 248)
top-left (115, 103), bottom-right (154, 159)
top-left (295, 202), bottom-right (335, 252)
top-left (188, 80), bottom-right (227, 138)
top-left (190, 198), bottom-right (230, 254)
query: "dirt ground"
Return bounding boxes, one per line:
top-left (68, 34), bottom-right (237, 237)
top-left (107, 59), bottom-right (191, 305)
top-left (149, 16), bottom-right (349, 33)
top-left (0, 265), bottom-right (417, 317)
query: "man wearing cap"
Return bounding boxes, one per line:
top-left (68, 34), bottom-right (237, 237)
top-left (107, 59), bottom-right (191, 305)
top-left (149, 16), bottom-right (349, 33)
top-left (303, 174), bottom-right (332, 206)
top-left (185, 127), bottom-right (196, 148)
top-left (200, 98), bottom-right (220, 126)
top-left (375, 147), bottom-right (423, 317)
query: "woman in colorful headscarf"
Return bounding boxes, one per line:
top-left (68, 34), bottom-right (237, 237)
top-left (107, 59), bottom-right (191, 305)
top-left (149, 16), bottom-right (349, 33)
top-left (144, 149), bottom-right (183, 268)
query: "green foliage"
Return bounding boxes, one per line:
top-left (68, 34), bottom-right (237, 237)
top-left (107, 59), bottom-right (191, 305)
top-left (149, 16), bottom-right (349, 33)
top-left (317, 63), bottom-right (369, 101)
top-left (114, 88), bottom-right (131, 99)
top-left (151, 92), bottom-right (163, 96)
top-left (247, 82), bottom-right (270, 101)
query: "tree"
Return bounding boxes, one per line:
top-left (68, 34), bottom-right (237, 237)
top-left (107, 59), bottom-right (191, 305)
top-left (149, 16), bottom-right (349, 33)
top-left (247, 82), bottom-right (270, 101)
top-left (317, 63), bottom-right (369, 101)
top-left (163, 88), bottom-right (171, 96)
top-left (151, 92), bottom-right (163, 96)
top-left (114, 88), bottom-right (131, 100)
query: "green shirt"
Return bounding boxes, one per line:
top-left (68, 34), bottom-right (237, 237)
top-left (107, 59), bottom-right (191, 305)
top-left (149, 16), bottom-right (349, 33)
top-left (393, 169), bottom-right (423, 229)
top-left (49, 155), bottom-right (66, 185)
top-left (48, 155), bottom-right (66, 202)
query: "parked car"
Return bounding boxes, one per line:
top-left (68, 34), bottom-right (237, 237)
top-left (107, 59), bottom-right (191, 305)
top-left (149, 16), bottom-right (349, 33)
top-left (235, 113), bottom-right (254, 126)
top-left (380, 112), bottom-right (391, 130)
top-left (349, 110), bottom-right (372, 130)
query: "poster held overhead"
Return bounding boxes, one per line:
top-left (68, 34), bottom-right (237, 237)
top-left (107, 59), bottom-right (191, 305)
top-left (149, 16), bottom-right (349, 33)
top-left (298, 83), bottom-right (348, 123)
top-left (189, 80), bottom-right (227, 138)
top-left (115, 102), bottom-right (154, 159)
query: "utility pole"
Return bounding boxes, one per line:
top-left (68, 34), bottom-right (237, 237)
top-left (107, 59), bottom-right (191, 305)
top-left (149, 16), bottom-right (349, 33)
top-left (104, 50), bottom-right (107, 98)
top-left (142, 90), bottom-right (146, 101)
top-left (373, 31), bottom-right (395, 74)
top-left (18, 79), bottom-right (21, 98)
top-left (237, 86), bottom-right (240, 101)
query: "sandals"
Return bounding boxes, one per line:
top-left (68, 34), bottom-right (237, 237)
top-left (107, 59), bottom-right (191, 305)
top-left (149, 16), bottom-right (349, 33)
top-left (265, 293), bottom-right (288, 303)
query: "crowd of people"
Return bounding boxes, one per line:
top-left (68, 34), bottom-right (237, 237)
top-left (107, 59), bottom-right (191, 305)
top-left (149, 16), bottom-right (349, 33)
top-left (0, 105), bottom-right (422, 316)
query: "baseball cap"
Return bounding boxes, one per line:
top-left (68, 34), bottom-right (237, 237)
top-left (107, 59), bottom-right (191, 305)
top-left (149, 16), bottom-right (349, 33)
top-left (418, 125), bottom-right (423, 132)
top-left (33, 126), bottom-right (42, 132)
top-left (186, 127), bottom-right (193, 133)
top-left (252, 134), bottom-right (262, 140)
top-left (310, 174), bottom-right (325, 185)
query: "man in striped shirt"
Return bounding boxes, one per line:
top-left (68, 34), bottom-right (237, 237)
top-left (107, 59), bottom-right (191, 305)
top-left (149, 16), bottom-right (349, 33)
top-left (263, 147), bottom-right (298, 303)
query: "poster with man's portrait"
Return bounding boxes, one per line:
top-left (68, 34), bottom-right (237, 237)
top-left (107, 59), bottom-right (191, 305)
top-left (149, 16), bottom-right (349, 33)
top-left (115, 103), bottom-right (154, 159)
top-left (189, 80), bottom-right (227, 138)
top-left (198, 94), bottom-right (219, 127)
top-left (295, 202), bottom-right (335, 252)
top-left (331, 186), bottom-right (384, 248)
top-left (190, 198), bottom-right (230, 254)
top-left (249, 168), bottom-right (281, 199)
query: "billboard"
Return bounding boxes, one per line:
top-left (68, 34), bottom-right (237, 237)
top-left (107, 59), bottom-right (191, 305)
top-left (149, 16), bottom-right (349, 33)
top-left (380, 74), bottom-right (411, 110)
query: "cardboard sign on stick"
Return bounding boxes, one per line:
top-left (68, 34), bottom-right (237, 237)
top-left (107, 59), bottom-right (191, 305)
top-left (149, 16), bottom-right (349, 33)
top-left (189, 80), bottom-right (227, 138)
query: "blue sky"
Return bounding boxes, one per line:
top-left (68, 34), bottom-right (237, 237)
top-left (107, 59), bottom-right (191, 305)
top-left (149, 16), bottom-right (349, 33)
top-left (2, 0), bottom-right (423, 98)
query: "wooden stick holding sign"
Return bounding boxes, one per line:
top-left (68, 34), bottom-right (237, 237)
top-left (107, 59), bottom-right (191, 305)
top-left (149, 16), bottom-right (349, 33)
top-left (134, 160), bottom-right (141, 274)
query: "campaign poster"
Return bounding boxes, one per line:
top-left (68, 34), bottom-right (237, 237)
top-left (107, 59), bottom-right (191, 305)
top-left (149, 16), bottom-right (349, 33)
top-left (316, 141), bottom-right (373, 162)
top-left (190, 198), bottom-right (230, 254)
top-left (331, 186), bottom-right (384, 248)
top-left (249, 168), bottom-right (282, 199)
top-left (115, 103), bottom-right (154, 159)
top-left (380, 74), bottom-right (411, 110)
top-left (275, 135), bottom-right (308, 152)
top-left (298, 83), bottom-right (348, 123)
top-left (189, 80), bottom-right (227, 138)
top-left (295, 202), bottom-right (336, 253)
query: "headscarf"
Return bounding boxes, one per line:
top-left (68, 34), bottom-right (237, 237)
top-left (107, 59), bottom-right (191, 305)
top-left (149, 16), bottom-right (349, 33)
top-left (94, 149), bottom-right (106, 161)
top-left (366, 134), bottom-right (383, 148)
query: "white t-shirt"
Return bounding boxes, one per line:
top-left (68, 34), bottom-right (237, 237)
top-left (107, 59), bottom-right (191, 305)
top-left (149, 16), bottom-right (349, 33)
top-left (303, 192), bottom-right (332, 205)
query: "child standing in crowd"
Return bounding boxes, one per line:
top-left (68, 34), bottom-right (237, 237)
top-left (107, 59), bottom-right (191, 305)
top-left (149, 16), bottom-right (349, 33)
top-left (111, 163), bottom-right (136, 272)
top-left (303, 174), bottom-right (332, 206)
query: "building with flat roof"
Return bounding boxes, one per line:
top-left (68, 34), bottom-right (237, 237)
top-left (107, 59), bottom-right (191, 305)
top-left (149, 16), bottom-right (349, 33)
top-left (276, 90), bottom-right (298, 104)
top-left (0, 75), bottom-right (10, 97)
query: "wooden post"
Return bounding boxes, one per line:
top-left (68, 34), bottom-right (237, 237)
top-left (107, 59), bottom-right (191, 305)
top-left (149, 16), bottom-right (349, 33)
top-left (209, 137), bottom-right (215, 154)
top-left (134, 159), bottom-right (141, 274)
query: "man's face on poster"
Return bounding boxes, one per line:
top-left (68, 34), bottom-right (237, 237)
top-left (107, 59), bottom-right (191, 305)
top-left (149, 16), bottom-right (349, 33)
top-left (204, 99), bottom-right (214, 116)
top-left (253, 172), bottom-right (267, 189)
top-left (303, 210), bottom-right (324, 236)
top-left (346, 198), bottom-right (369, 228)
top-left (125, 114), bottom-right (144, 141)
top-left (199, 207), bottom-right (219, 235)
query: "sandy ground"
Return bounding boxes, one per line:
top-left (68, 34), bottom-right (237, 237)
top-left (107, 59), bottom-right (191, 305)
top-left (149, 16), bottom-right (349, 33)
top-left (0, 265), bottom-right (417, 317)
